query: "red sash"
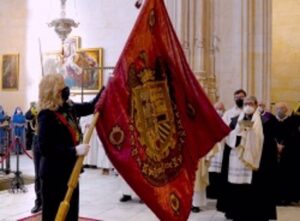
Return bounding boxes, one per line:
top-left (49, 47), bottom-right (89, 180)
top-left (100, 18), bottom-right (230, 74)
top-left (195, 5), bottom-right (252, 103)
top-left (55, 112), bottom-right (80, 146)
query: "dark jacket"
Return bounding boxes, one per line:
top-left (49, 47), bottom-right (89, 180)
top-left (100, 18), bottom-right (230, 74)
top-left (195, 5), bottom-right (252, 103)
top-left (38, 89), bottom-right (103, 180)
top-left (38, 88), bottom-right (104, 221)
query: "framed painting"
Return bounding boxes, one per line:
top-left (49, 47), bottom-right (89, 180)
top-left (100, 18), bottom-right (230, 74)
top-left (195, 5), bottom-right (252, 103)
top-left (64, 48), bottom-right (103, 93)
top-left (1, 54), bottom-right (19, 91)
top-left (64, 36), bottom-right (81, 50)
top-left (42, 36), bottom-right (80, 76)
top-left (42, 36), bottom-right (103, 94)
top-left (42, 52), bottom-right (62, 76)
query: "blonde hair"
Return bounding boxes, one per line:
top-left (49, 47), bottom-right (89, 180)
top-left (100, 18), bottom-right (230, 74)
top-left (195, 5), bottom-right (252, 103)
top-left (38, 74), bottom-right (65, 111)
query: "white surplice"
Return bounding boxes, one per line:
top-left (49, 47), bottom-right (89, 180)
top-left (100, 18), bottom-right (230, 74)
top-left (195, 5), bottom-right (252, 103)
top-left (193, 159), bottom-right (209, 207)
top-left (227, 110), bottom-right (264, 184)
top-left (206, 106), bottom-right (242, 173)
top-left (80, 115), bottom-right (112, 168)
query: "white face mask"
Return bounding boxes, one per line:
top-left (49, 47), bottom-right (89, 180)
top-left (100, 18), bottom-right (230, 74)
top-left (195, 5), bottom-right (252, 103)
top-left (243, 105), bottom-right (255, 115)
top-left (257, 106), bottom-right (264, 113)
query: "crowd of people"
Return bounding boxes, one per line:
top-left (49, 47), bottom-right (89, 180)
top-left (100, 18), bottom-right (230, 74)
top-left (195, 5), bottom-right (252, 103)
top-left (191, 89), bottom-right (300, 221)
top-left (87, 87), bottom-right (300, 221)
top-left (0, 104), bottom-right (35, 155)
top-left (1, 73), bottom-right (299, 221)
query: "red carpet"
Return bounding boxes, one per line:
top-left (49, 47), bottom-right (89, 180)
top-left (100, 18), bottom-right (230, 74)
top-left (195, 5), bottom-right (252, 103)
top-left (17, 213), bottom-right (102, 221)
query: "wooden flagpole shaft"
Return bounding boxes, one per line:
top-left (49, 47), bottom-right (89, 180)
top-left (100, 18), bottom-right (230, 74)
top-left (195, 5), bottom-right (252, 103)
top-left (55, 112), bottom-right (100, 221)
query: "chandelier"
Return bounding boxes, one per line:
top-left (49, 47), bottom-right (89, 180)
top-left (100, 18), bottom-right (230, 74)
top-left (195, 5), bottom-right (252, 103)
top-left (48, 0), bottom-right (79, 45)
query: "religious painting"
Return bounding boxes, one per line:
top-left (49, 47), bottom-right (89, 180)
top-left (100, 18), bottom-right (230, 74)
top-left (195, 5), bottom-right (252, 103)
top-left (64, 48), bottom-right (103, 93)
top-left (42, 36), bottom-right (103, 93)
top-left (1, 54), bottom-right (19, 90)
top-left (42, 36), bottom-right (80, 76)
top-left (42, 52), bottom-right (62, 76)
top-left (64, 36), bottom-right (81, 51)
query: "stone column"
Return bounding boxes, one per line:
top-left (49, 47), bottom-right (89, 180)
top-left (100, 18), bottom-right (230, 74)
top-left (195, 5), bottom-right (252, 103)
top-left (165, 0), bottom-right (218, 102)
top-left (212, 0), bottom-right (272, 107)
top-left (241, 0), bottom-right (272, 106)
top-left (165, 0), bottom-right (272, 107)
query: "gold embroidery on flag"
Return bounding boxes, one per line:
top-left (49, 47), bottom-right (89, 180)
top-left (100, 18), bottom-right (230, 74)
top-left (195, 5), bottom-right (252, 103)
top-left (132, 80), bottom-right (176, 161)
top-left (170, 192), bottom-right (180, 215)
top-left (128, 52), bottom-right (185, 186)
top-left (109, 125), bottom-right (125, 149)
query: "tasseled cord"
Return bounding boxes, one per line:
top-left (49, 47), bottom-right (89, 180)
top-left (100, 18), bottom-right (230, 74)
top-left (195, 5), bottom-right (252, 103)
top-left (135, 0), bottom-right (143, 9)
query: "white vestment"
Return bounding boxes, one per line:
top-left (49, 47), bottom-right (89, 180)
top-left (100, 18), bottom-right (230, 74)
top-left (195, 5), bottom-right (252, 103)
top-left (206, 139), bottom-right (225, 173)
top-left (223, 106), bottom-right (243, 125)
top-left (193, 159), bottom-right (208, 207)
top-left (80, 115), bottom-right (112, 168)
top-left (227, 110), bottom-right (264, 184)
top-left (206, 106), bottom-right (242, 173)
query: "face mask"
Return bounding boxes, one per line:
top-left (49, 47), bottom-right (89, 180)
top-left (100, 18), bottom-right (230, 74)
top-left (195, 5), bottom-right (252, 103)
top-left (216, 110), bottom-right (224, 117)
top-left (243, 105), bottom-right (255, 115)
top-left (276, 111), bottom-right (286, 119)
top-left (61, 86), bottom-right (70, 102)
top-left (235, 99), bottom-right (244, 108)
top-left (258, 106), bottom-right (264, 113)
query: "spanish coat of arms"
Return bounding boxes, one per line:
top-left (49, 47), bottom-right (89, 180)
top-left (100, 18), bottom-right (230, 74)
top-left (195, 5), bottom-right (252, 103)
top-left (128, 51), bottom-right (185, 186)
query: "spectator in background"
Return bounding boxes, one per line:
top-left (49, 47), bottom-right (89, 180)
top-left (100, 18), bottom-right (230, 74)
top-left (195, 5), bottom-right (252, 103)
top-left (206, 101), bottom-right (226, 199)
top-left (258, 101), bottom-right (274, 124)
top-left (25, 102), bottom-right (42, 213)
top-left (25, 102), bottom-right (37, 150)
top-left (216, 89), bottom-right (247, 216)
top-left (12, 107), bottom-right (26, 154)
top-left (275, 102), bottom-right (300, 205)
top-left (0, 105), bottom-right (9, 155)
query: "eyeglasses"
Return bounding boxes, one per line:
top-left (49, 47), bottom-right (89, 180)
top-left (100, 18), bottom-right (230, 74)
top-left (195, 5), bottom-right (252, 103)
top-left (244, 102), bottom-right (255, 106)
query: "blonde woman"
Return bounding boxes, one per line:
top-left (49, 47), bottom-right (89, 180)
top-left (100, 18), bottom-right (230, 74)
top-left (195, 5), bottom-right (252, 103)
top-left (38, 74), bottom-right (103, 221)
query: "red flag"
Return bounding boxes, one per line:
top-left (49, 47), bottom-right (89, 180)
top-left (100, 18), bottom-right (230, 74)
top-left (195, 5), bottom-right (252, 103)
top-left (96, 0), bottom-right (230, 220)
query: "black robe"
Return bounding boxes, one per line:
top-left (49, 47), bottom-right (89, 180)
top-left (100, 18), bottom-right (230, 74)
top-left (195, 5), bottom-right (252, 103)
top-left (38, 92), bottom-right (102, 221)
top-left (217, 114), bottom-right (278, 221)
top-left (277, 113), bottom-right (300, 203)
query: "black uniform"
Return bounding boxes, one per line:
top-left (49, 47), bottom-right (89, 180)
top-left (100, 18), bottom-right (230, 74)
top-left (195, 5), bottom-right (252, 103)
top-left (26, 109), bottom-right (42, 210)
top-left (277, 113), bottom-right (300, 204)
top-left (25, 108), bottom-right (34, 150)
top-left (38, 93), bottom-right (101, 221)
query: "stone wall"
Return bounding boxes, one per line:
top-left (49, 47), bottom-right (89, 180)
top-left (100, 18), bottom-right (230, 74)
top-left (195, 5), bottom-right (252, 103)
top-left (0, 0), bottom-right (139, 113)
top-left (272, 0), bottom-right (300, 110)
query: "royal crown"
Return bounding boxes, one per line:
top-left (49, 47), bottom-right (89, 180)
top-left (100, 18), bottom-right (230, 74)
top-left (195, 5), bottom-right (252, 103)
top-left (139, 69), bottom-right (155, 84)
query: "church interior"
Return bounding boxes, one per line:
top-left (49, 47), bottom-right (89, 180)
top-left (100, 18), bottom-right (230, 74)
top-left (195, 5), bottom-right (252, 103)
top-left (0, 0), bottom-right (299, 220)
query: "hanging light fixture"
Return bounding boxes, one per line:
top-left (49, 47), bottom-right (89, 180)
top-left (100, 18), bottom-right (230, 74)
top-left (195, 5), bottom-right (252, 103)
top-left (48, 0), bottom-right (79, 45)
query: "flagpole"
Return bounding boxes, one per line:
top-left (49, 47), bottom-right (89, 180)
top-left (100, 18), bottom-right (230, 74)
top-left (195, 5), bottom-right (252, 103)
top-left (55, 112), bottom-right (100, 221)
